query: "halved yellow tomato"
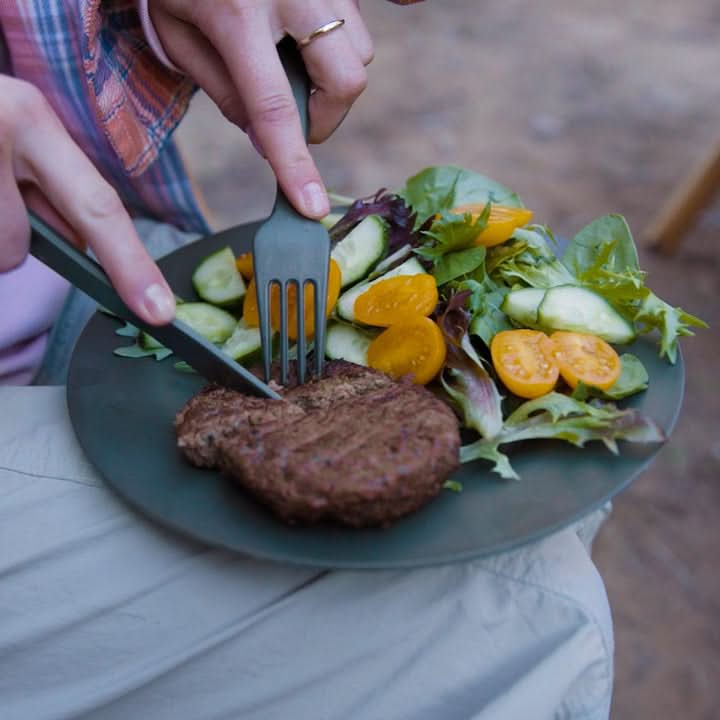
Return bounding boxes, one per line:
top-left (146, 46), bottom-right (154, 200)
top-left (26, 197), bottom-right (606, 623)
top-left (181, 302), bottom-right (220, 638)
top-left (448, 203), bottom-right (534, 247)
top-left (235, 252), bottom-right (254, 279)
top-left (242, 259), bottom-right (342, 340)
top-left (367, 315), bottom-right (446, 385)
top-left (354, 274), bottom-right (439, 326)
top-left (490, 329), bottom-right (559, 399)
top-left (550, 331), bottom-right (621, 390)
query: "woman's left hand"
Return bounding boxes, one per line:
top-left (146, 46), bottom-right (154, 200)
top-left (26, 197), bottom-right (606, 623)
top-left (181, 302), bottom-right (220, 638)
top-left (148, 0), bottom-right (375, 220)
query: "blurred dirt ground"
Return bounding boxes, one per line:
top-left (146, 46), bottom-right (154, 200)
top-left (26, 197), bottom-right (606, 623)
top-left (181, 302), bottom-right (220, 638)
top-left (175, 2), bottom-right (719, 717)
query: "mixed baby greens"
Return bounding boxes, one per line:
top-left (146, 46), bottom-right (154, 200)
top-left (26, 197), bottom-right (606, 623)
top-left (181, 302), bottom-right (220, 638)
top-left (112, 165), bottom-right (707, 480)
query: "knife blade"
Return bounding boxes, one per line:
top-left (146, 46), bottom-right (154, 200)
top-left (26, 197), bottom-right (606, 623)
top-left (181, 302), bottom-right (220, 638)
top-left (28, 211), bottom-right (281, 400)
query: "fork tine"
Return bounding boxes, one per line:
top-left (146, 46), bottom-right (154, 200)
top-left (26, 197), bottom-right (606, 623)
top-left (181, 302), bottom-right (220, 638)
top-left (258, 279), bottom-right (273, 383)
top-left (296, 280), bottom-right (306, 385)
top-left (313, 263), bottom-right (329, 379)
top-left (279, 280), bottom-right (290, 386)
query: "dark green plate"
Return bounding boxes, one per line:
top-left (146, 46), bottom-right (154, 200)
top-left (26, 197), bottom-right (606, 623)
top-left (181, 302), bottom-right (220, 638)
top-left (66, 221), bottom-right (685, 569)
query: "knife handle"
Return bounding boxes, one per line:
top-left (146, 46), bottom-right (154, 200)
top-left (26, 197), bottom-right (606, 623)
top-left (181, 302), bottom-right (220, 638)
top-left (28, 211), bottom-right (281, 399)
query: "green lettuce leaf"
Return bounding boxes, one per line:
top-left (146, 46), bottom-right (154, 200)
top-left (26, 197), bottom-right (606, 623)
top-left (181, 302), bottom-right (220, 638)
top-left (438, 293), bottom-right (504, 439)
top-left (113, 344), bottom-right (173, 361)
top-left (432, 246), bottom-right (487, 286)
top-left (487, 227), bottom-right (576, 288)
top-left (633, 293), bottom-right (707, 364)
top-left (460, 392), bottom-right (665, 479)
top-left (571, 353), bottom-right (648, 401)
top-left (562, 214), bottom-right (640, 275)
top-left (416, 205), bottom-right (490, 261)
top-left (462, 277), bottom-right (513, 347)
top-left (115, 321), bottom-right (139, 338)
top-left (562, 214), bottom-right (708, 363)
top-left (400, 165), bottom-right (523, 224)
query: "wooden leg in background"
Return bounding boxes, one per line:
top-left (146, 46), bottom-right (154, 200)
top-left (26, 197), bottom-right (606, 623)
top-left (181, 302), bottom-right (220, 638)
top-left (643, 141), bottom-right (720, 255)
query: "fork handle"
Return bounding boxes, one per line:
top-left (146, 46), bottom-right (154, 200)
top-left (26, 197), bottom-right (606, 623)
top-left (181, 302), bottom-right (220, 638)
top-left (269, 37), bottom-right (312, 221)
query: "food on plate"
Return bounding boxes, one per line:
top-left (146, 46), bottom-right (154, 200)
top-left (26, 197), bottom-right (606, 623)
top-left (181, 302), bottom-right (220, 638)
top-left (441, 203), bottom-right (534, 247)
top-left (353, 273), bottom-right (439, 326)
top-left (550, 331), bottom-right (621, 390)
top-left (490, 329), bottom-right (559, 399)
top-left (366, 316), bottom-right (446, 384)
top-left (175, 360), bottom-right (461, 527)
top-left (112, 164), bottom-right (707, 483)
top-left (242, 258), bottom-right (342, 340)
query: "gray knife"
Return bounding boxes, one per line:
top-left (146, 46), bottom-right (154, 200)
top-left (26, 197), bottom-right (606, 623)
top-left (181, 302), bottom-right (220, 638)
top-left (28, 211), bottom-right (281, 399)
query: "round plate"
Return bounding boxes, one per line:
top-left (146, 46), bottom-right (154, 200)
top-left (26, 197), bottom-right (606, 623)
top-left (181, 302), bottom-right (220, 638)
top-left (67, 222), bottom-right (685, 569)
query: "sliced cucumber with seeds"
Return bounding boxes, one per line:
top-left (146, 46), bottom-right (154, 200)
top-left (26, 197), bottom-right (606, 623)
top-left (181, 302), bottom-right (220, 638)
top-left (537, 285), bottom-right (635, 344)
top-left (325, 321), bottom-right (378, 366)
top-left (221, 318), bottom-right (272, 365)
top-left (176, 302), bottom-right (238, 343)
top-left (336, 256), bottom-right (427, 323)
top-left (502, 287), bottom-right (546, 327)
top-left (192, 246), bottom-right (246, 307)
top-left (331, 215), bottom-right (388, 288)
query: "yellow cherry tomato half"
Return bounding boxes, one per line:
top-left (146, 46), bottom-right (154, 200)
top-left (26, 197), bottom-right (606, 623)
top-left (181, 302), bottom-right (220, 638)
top-left (550, 331), bottom-right (622, 390)
top-left (242, 259), bottom-right (342, 340)
top-left (354, 274), bottom-right (439, 327)
top-left (235, 252), bottom-right (254, 279)
top-left (367, 315), bottom-right (447, 385)
top-left (448, 203), bottom-right (534, 247)
top-left (490, 329), bottom-right (559, 399)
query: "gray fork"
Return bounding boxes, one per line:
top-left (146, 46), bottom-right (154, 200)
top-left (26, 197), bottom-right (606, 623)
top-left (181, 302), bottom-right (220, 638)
top-left (252, 37), bottom-right (331, 387)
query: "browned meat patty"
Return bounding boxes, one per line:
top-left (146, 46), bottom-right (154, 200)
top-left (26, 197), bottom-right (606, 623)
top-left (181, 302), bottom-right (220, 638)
top-left (174, 360), bottom-right (461, 527)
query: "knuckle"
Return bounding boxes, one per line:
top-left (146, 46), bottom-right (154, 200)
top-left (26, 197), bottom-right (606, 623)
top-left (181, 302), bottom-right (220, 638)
top-left (207, 0), bottom-right (258, 26)
top-left (82, 186), bottom-right (125, 223)
top-left (361, 45), bottom-right (375, 66)
top-left (217, 93), bottom-right (246, 126)
top-left (252, 93), bottom-right (297, 127)
top-left (332, 67), bottom-right (368, 102)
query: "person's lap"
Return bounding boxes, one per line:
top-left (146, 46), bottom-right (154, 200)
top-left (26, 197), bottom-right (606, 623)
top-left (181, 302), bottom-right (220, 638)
top-left (0, 219), bottom-right (614, 720)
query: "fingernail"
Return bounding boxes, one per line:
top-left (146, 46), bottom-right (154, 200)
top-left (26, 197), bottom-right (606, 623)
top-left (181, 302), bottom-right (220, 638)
top-left (302, 182), bottom-right (329, 217)
top-left (143, 283), bottom-right (175, 323)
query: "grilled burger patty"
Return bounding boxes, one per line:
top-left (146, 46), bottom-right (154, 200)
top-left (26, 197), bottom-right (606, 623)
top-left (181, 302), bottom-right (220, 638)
top-left (174, 361), bottom-right (461, 527)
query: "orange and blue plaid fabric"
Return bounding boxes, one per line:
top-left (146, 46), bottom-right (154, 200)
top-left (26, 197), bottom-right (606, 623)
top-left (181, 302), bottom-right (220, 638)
top-left (0, 1), bottom-right (209, 232)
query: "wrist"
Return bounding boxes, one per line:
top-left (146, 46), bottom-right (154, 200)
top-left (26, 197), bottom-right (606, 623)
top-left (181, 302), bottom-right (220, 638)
top-left (136, 0), bottom-right (183, 74)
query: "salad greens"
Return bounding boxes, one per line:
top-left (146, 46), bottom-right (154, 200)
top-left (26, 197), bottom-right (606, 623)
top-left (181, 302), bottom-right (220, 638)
top-left (459, 392), bottom-right (665, 480)
top-left (108, 164), bottom-right (706, 481)
top-left (400, 165), bottom-right (523, 223)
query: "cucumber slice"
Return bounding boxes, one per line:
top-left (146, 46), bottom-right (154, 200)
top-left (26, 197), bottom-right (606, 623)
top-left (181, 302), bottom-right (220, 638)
top-left (367, 243), bottom-right (412, 280)
top-left (325, 321), bottom-right (378, 365)
top-left (335, 256), bottom-right (427, 323)
top-left (220, 318), bottom-right (267, 363)
top-left (331, 215), bottom-right (389, 288)
top-left (321, 211), bottom-right (345, 230)
top-left (192, 247), bottom-right (246, 307)
top-left (175, 302), bottom-right (238, 343)
top-left (502, 287), bottom-right (546, 327)
top-left (537, 285), bottom-right (635, 344)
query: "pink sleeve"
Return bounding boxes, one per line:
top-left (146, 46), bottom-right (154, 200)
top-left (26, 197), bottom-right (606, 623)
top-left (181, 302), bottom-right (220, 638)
top-left (0, 258), bottom-right (70, 385)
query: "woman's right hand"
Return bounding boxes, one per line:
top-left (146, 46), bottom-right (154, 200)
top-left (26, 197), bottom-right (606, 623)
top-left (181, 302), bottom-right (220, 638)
top-left (0, 75), bottom-right (176, 325)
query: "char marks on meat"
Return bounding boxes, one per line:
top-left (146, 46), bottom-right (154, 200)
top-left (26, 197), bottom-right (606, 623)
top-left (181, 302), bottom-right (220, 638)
top-left (175, 360), bottom-right (461, 527)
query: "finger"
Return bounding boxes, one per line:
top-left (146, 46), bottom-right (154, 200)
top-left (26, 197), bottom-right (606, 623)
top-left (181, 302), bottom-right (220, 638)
top-left (151, 10), bottom-right (251, 130)
top-left (0, 140), bottom-right (30, 272)
top-left (20, 183), bottom-right (83, 249)
top-left (197, 4), bottom-right (329, 218)
top-left (284, 2), bottom-right (368, 143)
top-left (333, 0), bottom-right (374, 65)
top-left (13, 102), bottom-right (175, 325)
